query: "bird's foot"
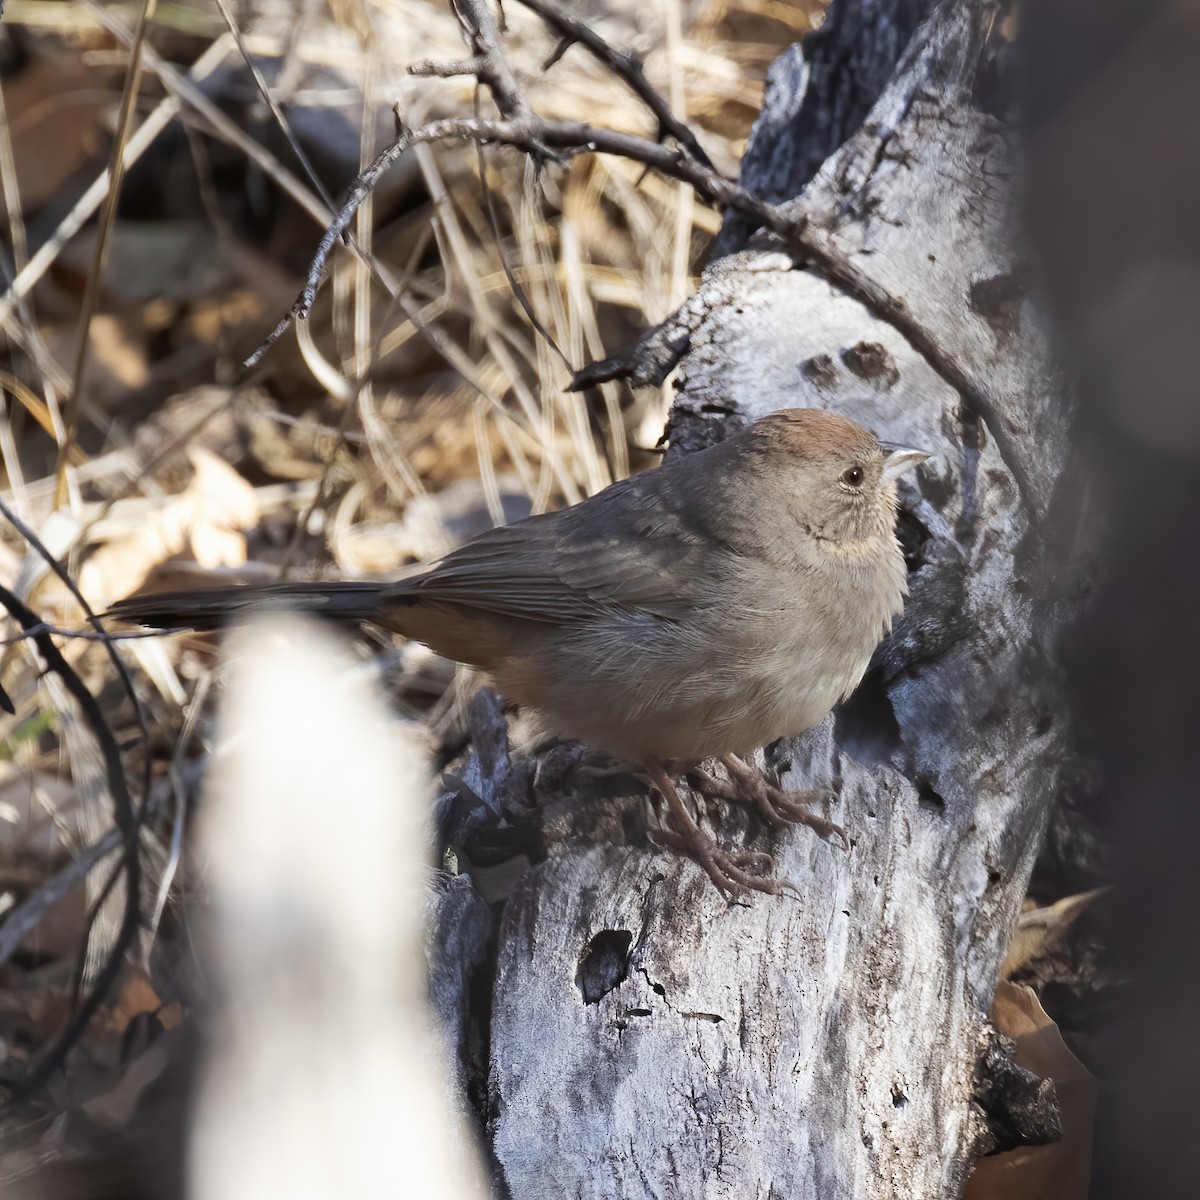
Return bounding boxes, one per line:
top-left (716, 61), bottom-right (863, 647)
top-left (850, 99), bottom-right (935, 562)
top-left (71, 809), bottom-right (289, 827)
top-left (650, 828), bottom-right (798, 900)
top-left (687, 755), bottom-right (848, 848)
top-left (644, 759), bottom-right (798, 900)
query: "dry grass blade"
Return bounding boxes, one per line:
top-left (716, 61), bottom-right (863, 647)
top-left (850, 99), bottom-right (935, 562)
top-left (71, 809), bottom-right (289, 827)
top-left (0, 78), bottom-right (35, 416)
top-left (211, 0), bottom-right (336, 211)
top-left (58, 0), bottom-right (161, 510)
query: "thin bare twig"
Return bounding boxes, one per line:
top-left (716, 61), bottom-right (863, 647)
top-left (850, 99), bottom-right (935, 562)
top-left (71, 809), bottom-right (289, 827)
top-left (149, 677), bottom-right (210, 939)
top-left (0, 69), bottom-right (58, 462)
top-left (211, 0), bottom-right (337, 211)
top-left (0, 492), bottom-right (163, 1104)
top-left (0, 585), bottom-right (141, 1109)
top-left (0, 493), bottom-right (152, 755)
top-left (435, 0), bottom-right (583, 378)
top-left (410, 55), bottom-right (489, 79)
top-left (512, 0), bottom-right (715, 170)
top-left (0, 623), bottom-right (174, 646)
top-left (246, 114), bottom-right (793, 365)
top-left (474, 137), bottom-right (571, 373)
top-left (452, 0), bottom-right (531, 120)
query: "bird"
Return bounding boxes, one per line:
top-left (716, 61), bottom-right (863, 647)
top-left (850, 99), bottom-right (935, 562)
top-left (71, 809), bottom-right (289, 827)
top-left (108, 408), bottom-right (928, 898)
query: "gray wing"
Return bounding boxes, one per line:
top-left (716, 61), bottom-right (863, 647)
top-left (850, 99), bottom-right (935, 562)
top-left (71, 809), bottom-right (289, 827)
top-left (388, 464), bottom-right (727, 624)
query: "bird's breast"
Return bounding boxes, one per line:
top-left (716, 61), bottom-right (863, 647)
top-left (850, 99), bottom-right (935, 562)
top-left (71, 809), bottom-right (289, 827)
top-left (495, 540), bottom-right (908, 765)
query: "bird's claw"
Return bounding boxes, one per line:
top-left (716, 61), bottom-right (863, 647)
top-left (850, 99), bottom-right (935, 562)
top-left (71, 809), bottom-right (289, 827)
top-left (691, 756), bottom-right (848, 848)
top-left (650, 827), bottom-right (800, 901)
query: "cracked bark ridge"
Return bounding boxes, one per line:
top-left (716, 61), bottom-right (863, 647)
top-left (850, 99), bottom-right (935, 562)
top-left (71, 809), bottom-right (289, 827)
top-left (428, 0), bottom-right (1074, 1196)
top-left (715, 0), bottom-right (931, 257)
top-left (972, 1025), bottom-right (1062, 1155)
top-left (427, 872), bottom-right (494, 1104)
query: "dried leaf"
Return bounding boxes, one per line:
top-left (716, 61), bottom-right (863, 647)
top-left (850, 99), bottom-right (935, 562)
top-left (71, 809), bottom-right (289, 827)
top-left (964, 982), bottom-right (1098, 1200)
top-left (79, 449), bottom-right (259, 607)
top-left (102, 969), bottom-right (167, 1038)
top-left (1001, 888), bottom-right (1107, 980)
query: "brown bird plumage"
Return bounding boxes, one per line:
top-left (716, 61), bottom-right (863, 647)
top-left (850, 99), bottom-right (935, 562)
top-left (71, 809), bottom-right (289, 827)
top-left (109, 409), bottom-right (927, 897)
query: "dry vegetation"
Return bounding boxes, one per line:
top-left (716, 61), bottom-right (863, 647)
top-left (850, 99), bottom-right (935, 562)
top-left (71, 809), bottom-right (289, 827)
top-left (0, 0), bottom-right (826, 1158)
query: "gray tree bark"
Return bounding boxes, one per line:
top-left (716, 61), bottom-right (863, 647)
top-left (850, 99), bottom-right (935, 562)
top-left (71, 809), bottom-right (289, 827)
top-left (430, 0), bottom-right (1072, 1196)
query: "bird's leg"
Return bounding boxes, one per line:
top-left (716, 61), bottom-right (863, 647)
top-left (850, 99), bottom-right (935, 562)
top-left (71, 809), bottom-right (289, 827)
top-left (644, 759), bottom-right (796, 900)
top-left (688, 754), bottom-right (848, 847)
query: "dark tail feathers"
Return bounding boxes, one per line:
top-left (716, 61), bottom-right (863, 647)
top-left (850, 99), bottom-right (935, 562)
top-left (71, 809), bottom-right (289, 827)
top-left (106, 581), bottom-right (392, 632)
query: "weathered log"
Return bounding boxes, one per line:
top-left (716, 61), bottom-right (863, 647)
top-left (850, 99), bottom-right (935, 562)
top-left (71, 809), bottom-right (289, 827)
top-left (431, 0), bottom-right (1072, 1195)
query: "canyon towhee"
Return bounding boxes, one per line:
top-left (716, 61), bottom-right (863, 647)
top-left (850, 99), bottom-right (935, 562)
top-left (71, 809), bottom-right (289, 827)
top-left (110, 408), bottom-right (927, 897)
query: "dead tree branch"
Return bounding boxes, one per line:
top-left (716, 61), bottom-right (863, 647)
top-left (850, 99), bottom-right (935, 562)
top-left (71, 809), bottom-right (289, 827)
top-left (512, 0), bottom-right (715, 169)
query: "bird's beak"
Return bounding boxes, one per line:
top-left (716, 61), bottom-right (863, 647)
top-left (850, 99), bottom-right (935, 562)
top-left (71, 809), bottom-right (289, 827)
top-left (878, 442), bottom-right (930, 484)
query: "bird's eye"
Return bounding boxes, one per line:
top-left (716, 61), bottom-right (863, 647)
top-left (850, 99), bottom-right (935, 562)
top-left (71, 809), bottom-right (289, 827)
top-left (841, 465), bottom-right (864, 487)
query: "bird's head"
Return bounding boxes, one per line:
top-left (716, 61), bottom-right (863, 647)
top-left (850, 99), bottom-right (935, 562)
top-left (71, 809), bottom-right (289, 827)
top-left (746, 409), bottom-right (928, 547)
